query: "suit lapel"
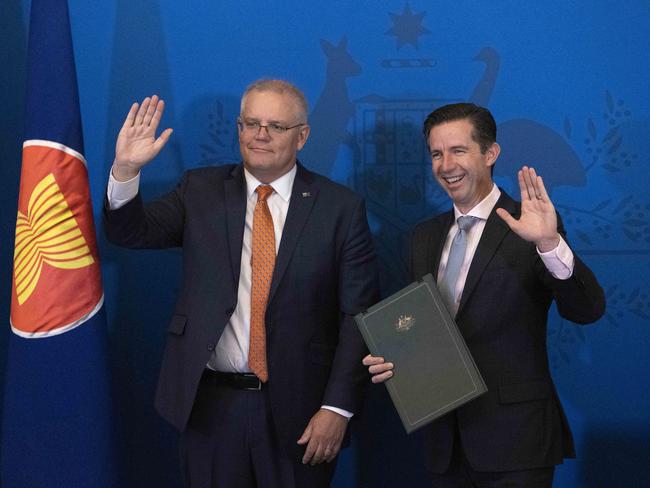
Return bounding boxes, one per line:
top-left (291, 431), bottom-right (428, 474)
top-left (268, 163), bottom-right (317, 305)
top-left (224, 165), bottom-right (247, 287)
top-left (457, 191), bottom-right (517, 315)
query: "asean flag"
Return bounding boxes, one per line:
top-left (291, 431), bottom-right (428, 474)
top-left (1, 1), bottom-right (118, 486)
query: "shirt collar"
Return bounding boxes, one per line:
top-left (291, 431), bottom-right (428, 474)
top-left (453, 183), bottom-right (501, 221)
top-left (244, 164), bottom-right (297, 203)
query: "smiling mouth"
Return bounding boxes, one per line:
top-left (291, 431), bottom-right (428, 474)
top-left (443, 175), bottom-right (465, 184)
top-left (250, 147), bottom-right (273, 153)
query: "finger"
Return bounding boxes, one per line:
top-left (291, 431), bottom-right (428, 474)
top-left (135, 97), bottom-right (151, 125)
top-left (149, 98), bottom-right (166, 131)
top-left (324, 447), bottom-right (334, 463)
top-left (495, 207), bottom-right (517, 230)
top-left (122, 102), bottom-right (139, 129)
top-left (362, 354), bottom-right (384, 366)
top-left (536, 174), bottom-right (550, 202)
top-left (143, 95), bottom-right (160, 126)
top-left (362, 355), bottom-right (384, 366)
top-left (302, 439), bottom-right (317, 464)
top-left (297, 422), bottom-right (311, 446)
top-left (372, 370), bottom-right (394, 383)
top-left (523, 166), bottom-right (539, 201)
top-left (517, 168), bottom-right (530, 202)
top-left (528, 168), bottom-right (542, 200)
top-left (310, 442), bottom-right (327, 466)
top-left (368, 362), bottom-right (393, 374)
top-left (152, 128), bottom-right (173, 155)
top-left (520, 166), bottom-right (535, 201)
top-left (325, 445), bottom-right (340, 463)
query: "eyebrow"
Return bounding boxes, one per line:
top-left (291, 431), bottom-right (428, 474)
top-left (243, 116), bottom-right (289, 125)
top-left (430, 144), bottom-right (469, 154)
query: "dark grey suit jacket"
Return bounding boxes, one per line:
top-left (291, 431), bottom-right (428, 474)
top-left (104, 162), bottom-right (379, 459)
top-left (410, 190), bottom-right (605, 473)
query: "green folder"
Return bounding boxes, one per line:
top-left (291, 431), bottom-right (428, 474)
top-left (355, 273), bottom-right (487, 433)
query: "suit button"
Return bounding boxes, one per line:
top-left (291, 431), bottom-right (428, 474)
top-left (207, 343), bottom-right (215, 351)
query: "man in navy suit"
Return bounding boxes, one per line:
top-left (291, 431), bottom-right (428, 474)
top-left (104, 79), bottom-right (378, 487)
top-left (364, 103), bottom-right (605, 487)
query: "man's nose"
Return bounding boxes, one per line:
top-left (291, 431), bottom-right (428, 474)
top-left (440, 152), bottom-right (455, 170)
top-left (254, 125), bottom-right (272, 140)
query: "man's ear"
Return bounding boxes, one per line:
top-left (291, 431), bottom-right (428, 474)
top-left (297, 125), bottom-right (311, 150)
top-left (486, 142), bottom-right (500, 168)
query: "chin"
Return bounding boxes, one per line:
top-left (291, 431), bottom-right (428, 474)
top-left (245, 158), bottom-right (273, 170)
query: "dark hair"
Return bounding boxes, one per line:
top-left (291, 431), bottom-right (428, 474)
top-left (422, 103), bottom-right (496, 154)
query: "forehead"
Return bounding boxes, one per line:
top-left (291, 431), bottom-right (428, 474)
top-left (427, 119), bottom-right (477, 148)
top-left (241, 90), bottom-right (300, 121)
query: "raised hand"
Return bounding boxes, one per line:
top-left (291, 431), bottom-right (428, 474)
top-left (112, 95), bottom-right (173, 181)
top-left (495, 166), bottom-right (560, 252)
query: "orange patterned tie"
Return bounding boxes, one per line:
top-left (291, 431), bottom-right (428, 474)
top-left (249, 185), bottom-right (275, 382)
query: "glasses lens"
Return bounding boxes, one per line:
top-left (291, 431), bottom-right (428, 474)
top-left (268, 123), bottom-right (286, 134)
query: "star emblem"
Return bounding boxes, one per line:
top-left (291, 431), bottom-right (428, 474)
top-left (385, 3), bottom-right (431, 50)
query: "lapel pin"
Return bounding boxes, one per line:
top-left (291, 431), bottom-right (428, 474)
top-left (301, 192), bottom-right (311, 198)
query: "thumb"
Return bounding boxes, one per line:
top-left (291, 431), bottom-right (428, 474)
top-left (297, 423), bottom-right (312, 445)
top-left (152, 128), bottom-right (173, 154)
top-left (495, 207), bottom-right (517, 230)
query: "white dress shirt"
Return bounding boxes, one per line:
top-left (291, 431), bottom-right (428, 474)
top-left (107, 165), bottom-right (352, 418)
top-left (437, 184), bottom-right (575, 312)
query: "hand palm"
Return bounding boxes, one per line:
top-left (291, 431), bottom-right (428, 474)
top-left (496, 167), bottom-right (559, 249)
top-left (112, 95), bottom-right (172, 178)
top-left (116, 124), bottom-right (159, 166)
top-left (514, 196), bottom-right (557, 243)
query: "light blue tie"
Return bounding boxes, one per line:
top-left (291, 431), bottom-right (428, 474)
top-left (439, 216), bottom-right (478, 315)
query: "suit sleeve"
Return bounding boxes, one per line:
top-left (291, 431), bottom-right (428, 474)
top-left (103, 172), bottom-right (187, 249)
top-left (321, 198), bottom-right (379, 414)
top-left (538, 214), bottom-right (605, 324)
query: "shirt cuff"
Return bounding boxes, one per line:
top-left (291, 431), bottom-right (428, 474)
top-left (537, 235), bottom-right (575, 280)
top-left (321, 405), bottom-right (353, 419)
top-left (107, 169), bottom-right (140, 210)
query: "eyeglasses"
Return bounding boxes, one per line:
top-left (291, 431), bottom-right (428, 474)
top-left (237, 118), bottom-right (306, 135)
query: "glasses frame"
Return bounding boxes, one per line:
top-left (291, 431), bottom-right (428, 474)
top-left (237, 117), bottom-right (306, 135)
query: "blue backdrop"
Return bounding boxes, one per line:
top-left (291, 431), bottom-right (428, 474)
top-left (2, 1), bottom-right (649, 486)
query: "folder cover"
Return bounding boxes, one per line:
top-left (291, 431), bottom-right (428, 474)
top-left (355, 273), bottom-right (487, 433)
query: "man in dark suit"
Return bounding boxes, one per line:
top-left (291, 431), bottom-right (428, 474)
top-left (104, 79), bottom-right (378, 487)
top-left (364, 103), bottom-right (605, 487)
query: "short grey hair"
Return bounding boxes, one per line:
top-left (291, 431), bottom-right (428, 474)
top-left (240, 79), bottom-right (309, 123)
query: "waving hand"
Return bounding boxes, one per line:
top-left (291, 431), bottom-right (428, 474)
top-left (495, 166), bottom-right (560, 252)
top-left (112, 95), bottom-right (173, 181)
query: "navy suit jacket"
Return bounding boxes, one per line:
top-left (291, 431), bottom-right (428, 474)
top-left (104, 162), bottom-right (379, 458)
top-left (410, 190), bottom-right (605, 473)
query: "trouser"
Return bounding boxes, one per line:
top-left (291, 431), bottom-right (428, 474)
top-left (179, 371), bottom-right (337, 488)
